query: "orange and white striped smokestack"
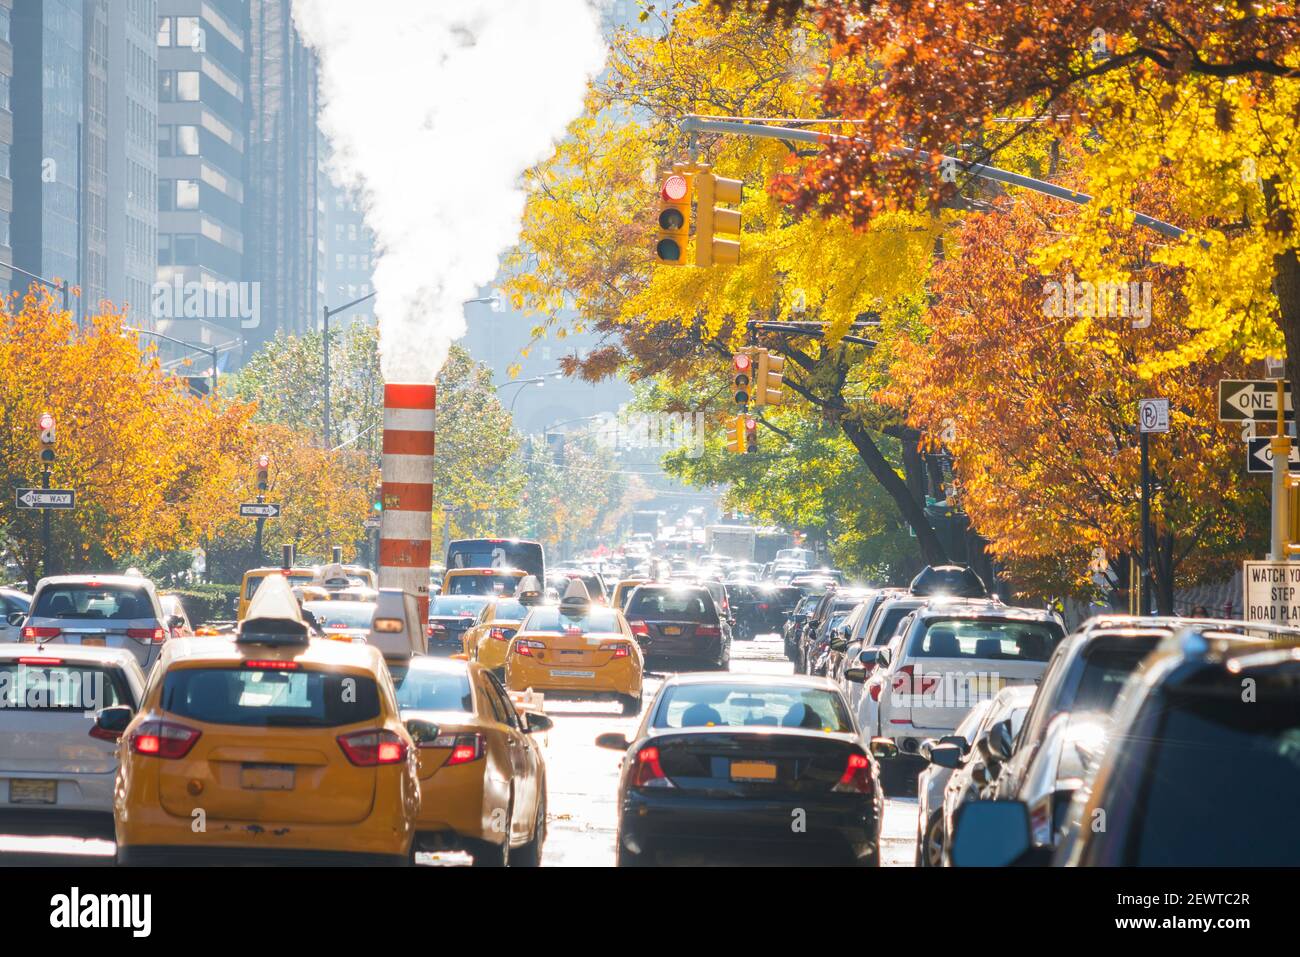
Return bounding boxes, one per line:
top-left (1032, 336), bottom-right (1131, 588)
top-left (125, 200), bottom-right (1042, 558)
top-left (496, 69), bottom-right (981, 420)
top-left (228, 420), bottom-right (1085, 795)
top-left (379, 383), bottom-right (436, 622)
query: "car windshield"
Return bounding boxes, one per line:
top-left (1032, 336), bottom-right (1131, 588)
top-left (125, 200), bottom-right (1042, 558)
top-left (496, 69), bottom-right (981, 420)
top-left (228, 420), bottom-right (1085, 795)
top-left (626, 588), bottom-right (712, 620)
top-left (161, 667), bottom-right (380, 727)
top-left (303, 601), bottom-right (375, 630)
top-left (868, 604), bottom-right (918, 645)
top-left (523, 607), bottom-right (621, 634)
top-left (448, 573), bottom-right (519, 596)
top-left (391, 667), bottom-right (473, 713)
top-left (909, 618), bottom-right (1062, 661)
top-left (32, 584), bottom-right (153, 621)
top-left (655, 682), bottom-right (853, 732)
top-left (430, 596), bottom-right (490, 617)
top-left (0, 661), bottom-right (128, 711)
top-left (1131, 684), bottom-right (1300, 865)
top-left (1072, 640), bottom-right (1160, 712)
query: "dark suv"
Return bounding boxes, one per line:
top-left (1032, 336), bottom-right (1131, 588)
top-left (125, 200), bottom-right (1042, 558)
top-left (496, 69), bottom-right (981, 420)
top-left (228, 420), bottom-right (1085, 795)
top-left (625, 584), bottom-right (730, 671)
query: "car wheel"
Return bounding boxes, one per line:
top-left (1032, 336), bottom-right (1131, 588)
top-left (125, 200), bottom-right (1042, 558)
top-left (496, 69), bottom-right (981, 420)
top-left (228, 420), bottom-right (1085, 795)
top-left (470, 804), bottom-right (511, 867)
top-left (919, 811), bottom-right (945, 868)
top-left (508, 795), bottom-right (546, 867)
top-left (619, 692), bottom-right (642, 717)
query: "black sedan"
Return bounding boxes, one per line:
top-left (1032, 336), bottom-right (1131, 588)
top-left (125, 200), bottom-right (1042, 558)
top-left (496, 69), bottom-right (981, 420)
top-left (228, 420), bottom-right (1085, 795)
top-left (596, 673), bottom-right (895, 866)
top-left (425, 594), bottom-right (491, 654)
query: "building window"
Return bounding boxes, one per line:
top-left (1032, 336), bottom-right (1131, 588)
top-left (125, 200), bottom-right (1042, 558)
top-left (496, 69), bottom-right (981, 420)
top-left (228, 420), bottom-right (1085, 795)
top-left (176, 17), bottom-right (201, 49)
top-left (175, 180), bottom-right (200, 209)
top-left (173, 235), bottom-right (198, 265)
top-left (177, 72), bottom-right (200, 101)
top-left (159, 70), bottom-right (174, 101)
top-left (176, 125), bottom-right (200, 155)
top-left (158, 180), bottom-right (173, 211)
top-left (158, 125), bottom-right (172, 157)
top-left (158, 234), bottom-right (172, 265)
top-left (157, 16), bottom-right (172, 47)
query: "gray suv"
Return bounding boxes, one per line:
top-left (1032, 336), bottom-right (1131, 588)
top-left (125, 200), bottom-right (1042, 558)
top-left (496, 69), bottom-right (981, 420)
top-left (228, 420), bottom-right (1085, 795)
top-left (14, 575), bottom-right (172, 670)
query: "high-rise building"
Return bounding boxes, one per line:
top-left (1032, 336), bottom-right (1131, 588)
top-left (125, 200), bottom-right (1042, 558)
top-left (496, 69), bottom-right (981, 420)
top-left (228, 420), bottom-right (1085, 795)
top-left (245, 0), bottom-right (317, 348)
top-left (317, 136), bottom-right (375, 330)
top-left (0, 0), bottom-right (14, 284)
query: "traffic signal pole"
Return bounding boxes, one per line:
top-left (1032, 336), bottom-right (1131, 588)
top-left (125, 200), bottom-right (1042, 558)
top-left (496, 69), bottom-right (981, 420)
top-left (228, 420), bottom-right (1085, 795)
top-left (41, 462), bottom-right (51, 578)
top-left (1271, 378), bottom-right (1290, 560)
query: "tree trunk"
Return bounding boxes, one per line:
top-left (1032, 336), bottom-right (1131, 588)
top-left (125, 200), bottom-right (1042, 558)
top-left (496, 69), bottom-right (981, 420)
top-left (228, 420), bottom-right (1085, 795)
top-left (840, 418), bottom-right (949, 565)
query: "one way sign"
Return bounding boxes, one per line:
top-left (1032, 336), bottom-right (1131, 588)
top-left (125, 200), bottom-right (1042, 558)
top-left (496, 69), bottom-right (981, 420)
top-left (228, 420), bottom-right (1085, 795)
top-left (15, 488), bottom-right (75, 509)
top-left (239, 502), bottom-right (281, 518)
top-left (1246, 438), bottom-right (1300, 474)
top-left (1219, 380), bottom-right (1294, 421)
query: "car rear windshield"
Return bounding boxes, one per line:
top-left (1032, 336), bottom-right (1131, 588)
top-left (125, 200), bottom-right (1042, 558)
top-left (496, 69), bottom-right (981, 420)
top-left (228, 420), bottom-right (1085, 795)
top-left (161, 667), bottom-right (380, 727)
top-left (490, 599), bottom-right (529, 620)
top-left (303, 601), bottom-right (375, 631)
top-left (1131, 684), bottom-right (1300, 865)
top-left (1072, 640), bottom-right (1160, 712)
top-left (32, 584), bottom-right (154, 621)
top-left (626, 588), bottom-right (714, 621)
top-left (909, 619), bottom-right (1061, 662)
top-left (868, 604), bottom-right (918, 645)
top-left (0, 662), bottom-right (129, 711)
top-left (245, 574), bottom-right (314, 599)
top-left (523, 607), bottom-right (621, 634)
top-left (448, 573), bottom-right (519, 596)
top-left (430, 596), bottom-right (490, 618)
top-left (391, 668), bottom-right (473, 713)
top-left (656, 683), bottom-right (853, 732)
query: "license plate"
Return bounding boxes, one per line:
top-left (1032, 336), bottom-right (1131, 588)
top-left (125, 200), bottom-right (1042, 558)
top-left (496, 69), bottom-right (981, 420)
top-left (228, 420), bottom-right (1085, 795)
top-left (662, 625), bottom-right (682, 636)
top-left (240, 764), bottom-right (295, 790)
top-left (731, 761), bottom-right (777, 782)
top-left (550, 669), bottom-right (594, 679)
top-left (79, 636), bottom-right (106, 647)
top-left (9, 779), bottom-right (57, 804)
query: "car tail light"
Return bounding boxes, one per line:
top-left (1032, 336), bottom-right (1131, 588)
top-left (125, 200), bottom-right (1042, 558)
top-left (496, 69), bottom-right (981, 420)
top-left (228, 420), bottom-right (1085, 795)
top-left (434, 732), bottom-right (486, 765)
top-left (21, 627), bottom-right (60, 641)
top-left (88, 724), bottom-right (121, 743)
top-left (243, 660), bottom-right (299, 670)
top-left (630, 745), bottom-right (673, 788)
top-left (337, 729), bottom-right (408, 766)
top-left (834, 752), bottom-right (873, 794)
top-left (18, 656), bottom-right (62, 665)
top-left (489, 628), bottom-right (510, 641)
top-left (758, 603), bottom-right (769, 610)
top-left (696, 623), bottom-right (721, 637)
top-left (599, 643), bottom-right (630, 658)
top-left (893, 665), bottom-right (937, 696)
top-left (127, 627), bottom-right (167, 644)
top-left (131, 720), bottom-right (201, 759)
top-left (514, 639), bottom-right (545, 657)
top-left (628, 620), bottom-right (649, 637)
top-left (869, 681), bottom-right (883, 702)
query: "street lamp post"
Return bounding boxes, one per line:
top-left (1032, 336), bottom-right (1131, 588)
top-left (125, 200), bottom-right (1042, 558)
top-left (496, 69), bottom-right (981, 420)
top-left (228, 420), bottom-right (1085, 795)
top-left (322, 291), bottom-right (377, 450)
top-left (1, 261), bottom-right (71, 315)
top-left (496, 371), bottom-right (565, 416)
top-left (124, 326), bottom-right (225, 395)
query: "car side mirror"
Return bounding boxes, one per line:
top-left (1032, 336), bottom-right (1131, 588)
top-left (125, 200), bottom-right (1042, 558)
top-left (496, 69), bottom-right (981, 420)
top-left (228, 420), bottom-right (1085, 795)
top-left (985, 719), bottom-right (1014, 762)
top-left (868, 736), bottom-right (898, 761)
top-left (877, 647), bottom-right (892, 667)
top-left (523, 711), bottom-right (553, 734)
top-left (6, 612), bottom-right (24, 628)
top-left (168, 615), bottom-right (186, 630)
top-left (93, 705), bottom-right (134, 740)
top-left (595, 732), bottom-right (630, 751)
top-left (844, 665), bottom-right (867, 683)
top-left (404, 718), bottom-right (441, 747)
top-left (928, 742), bottom-right (963, 770)
top-left (939, 733), bottom-right (970, 754)
top-left (949, 800), bottom-right (1040, 867)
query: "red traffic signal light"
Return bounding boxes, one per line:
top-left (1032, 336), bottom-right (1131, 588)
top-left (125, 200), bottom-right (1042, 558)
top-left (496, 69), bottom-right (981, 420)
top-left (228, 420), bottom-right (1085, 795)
top-left (257, 454), bottom-right (270, 469)
top-left (256, 454), bottom-right (269, 491)
top-left (732, 350), bottom-right (753, 405)
top-left (656, 172), bottom-right (692, 265)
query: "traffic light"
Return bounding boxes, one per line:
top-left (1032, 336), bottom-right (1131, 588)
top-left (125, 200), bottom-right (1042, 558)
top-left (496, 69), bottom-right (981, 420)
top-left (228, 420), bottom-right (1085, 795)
top-left (725, 414), bottom-right (747, 453)
top-left (745, 416), bottom-right (758, 453)
top-left (753, 349), bottom-right (786, 406)
top-left (372, 481), bottom-right (383, 513)
top-left (655, 171), bottom-right (692, 265)
top-left (256, 454), bottom-right (269, 491)
top-left (732, 349), bottom-right (754, 407)
top-left (695, 171), bottom-right (742, 267)
top-left (38, 412), bottom-right (55, 464)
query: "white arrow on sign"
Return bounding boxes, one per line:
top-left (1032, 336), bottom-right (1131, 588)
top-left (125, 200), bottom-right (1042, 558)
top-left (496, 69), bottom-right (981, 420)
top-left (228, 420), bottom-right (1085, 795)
top-left (15, 488), bottom-right (75, 509)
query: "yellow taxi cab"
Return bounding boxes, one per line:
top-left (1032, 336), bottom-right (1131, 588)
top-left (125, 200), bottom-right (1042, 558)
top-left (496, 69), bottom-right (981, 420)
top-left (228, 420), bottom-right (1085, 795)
top-left (103, 574), bottom-right (420, 865)
top-left (611, 577), bottom-right (648, 612)
top-left (460, 596), bottom-right (532, 674)
top-left (504, 580), bottom-right (644, 716)
top-left (390, 655), bottom-right (551, 866)
top-left (441, 566), bottom-right (528, 597)
top-left (237, 565), bottom-right (321, 621)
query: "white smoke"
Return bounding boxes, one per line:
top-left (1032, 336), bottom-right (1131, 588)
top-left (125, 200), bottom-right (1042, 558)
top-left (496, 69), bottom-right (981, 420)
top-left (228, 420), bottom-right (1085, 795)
top-left (292, 0), bottom-right (608, 382)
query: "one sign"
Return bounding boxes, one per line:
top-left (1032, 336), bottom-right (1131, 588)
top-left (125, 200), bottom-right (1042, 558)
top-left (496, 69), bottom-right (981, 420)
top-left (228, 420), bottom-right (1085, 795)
top-left (15, 488), bottom-right (75, 510)
top-left (363, 517), bottom-right (381, 529)
top-left (1138, 398), bottom-right (1169, 433)
top-left (239, 502), bottom-right (281, 518)
top-left (1243, 560), bottom-right (1300, 624)
top-left (1219, 380), bottom-right (1294, 422)
top-left (1247, 438), bottom-right (1300, 474)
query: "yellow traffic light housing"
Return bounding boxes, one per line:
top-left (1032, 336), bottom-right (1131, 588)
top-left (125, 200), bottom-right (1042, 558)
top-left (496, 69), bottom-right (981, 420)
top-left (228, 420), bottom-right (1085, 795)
top-left (731, 349), bottom-right (755, 408)
top-left (695, 171), bottom-right (742, 267)
top-left (655, 171), bottom-right (693, 266)
top-left (725, 414), bottom-right (747, 453)
top-left (754, 349), bottom-right (785, 406)
top-left (744, 416), bottom-right (758, 453)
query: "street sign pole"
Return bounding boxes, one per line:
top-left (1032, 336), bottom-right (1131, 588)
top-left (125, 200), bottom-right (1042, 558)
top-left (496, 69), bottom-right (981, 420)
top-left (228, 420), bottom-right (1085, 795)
top-left (255, 493), bottom-right (266, 565)
top-left (41, 464), bottom-right (51, 578)
top-left (1272, 379), bottom-right (1291, 560)
top-left (1140, 430), bottom-right (1151, 615)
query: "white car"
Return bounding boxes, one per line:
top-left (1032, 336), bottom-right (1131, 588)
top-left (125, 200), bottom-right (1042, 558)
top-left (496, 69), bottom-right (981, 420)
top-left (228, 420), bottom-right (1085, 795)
top-left (0, 645), bottom-right (146, 836)
top-left (859, 602), bottom-right (1063, 756)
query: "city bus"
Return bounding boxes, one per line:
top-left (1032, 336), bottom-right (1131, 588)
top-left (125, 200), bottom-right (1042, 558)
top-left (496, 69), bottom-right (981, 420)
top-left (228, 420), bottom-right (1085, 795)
top-left (445, 538), bottom-right (545, 584)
